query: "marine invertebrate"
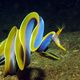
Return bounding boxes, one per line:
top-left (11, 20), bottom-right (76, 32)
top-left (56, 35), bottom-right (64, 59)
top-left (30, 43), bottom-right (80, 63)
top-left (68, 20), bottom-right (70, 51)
top-left (0, 12), bottom-right (66, 75)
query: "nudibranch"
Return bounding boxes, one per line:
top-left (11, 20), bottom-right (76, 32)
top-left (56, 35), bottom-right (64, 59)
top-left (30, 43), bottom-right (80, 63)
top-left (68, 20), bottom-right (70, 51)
top-left (0, 12), bottom-right (66, 75)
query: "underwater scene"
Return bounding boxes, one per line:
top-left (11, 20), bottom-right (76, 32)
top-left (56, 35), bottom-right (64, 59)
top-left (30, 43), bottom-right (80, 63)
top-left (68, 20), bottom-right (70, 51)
top-left (0, 0), bottom-right (80, 80)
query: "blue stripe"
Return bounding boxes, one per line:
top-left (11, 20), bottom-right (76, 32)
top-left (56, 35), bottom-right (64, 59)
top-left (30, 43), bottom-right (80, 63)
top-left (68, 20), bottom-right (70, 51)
top-left (34, 17), bottom-right (44, 48)
top-left (38, 34), bottom-right (52, 52)
top-left (25, 19), bottom-right (35, 64)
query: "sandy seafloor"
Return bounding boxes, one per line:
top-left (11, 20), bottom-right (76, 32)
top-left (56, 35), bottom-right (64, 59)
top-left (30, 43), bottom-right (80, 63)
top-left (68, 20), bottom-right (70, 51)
top-left (0, 31), bottom-right (80, 80)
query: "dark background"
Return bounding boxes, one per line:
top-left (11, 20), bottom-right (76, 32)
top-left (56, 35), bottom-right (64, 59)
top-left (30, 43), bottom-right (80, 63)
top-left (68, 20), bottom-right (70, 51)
top-left (0, 0), bottom-right (80, 37)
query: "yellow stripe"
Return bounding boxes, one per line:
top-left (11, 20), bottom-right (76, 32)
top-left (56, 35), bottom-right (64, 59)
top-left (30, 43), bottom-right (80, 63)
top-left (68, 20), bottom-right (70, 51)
top-left (4, 26), bottom-right (17, 73)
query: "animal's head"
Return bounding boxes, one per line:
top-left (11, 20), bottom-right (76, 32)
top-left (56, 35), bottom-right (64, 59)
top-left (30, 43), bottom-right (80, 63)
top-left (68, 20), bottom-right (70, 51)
top-left (52, 27), bottom-right (66, 51)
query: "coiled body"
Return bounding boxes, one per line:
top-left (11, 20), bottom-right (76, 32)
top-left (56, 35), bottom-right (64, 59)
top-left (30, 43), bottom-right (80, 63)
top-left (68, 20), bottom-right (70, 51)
top-left (0, 12), bottom-right (66, 75)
